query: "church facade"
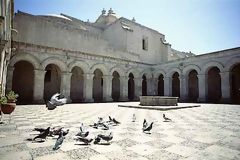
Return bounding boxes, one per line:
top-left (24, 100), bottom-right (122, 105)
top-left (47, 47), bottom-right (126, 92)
top-left (8, 9), bottom-right (240, 104)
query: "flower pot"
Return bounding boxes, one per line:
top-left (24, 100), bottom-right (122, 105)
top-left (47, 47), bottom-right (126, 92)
top-left (1, 103), bottom-right (16, 114)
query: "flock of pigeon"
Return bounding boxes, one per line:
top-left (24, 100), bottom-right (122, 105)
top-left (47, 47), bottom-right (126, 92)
top-left (28, 93), bottom-right (172, 150)
top-left (29, 113), bottom-right (172, 150)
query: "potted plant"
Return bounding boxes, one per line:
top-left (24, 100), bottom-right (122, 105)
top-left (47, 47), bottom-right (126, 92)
top-left (1, 91), bottom-right (18, 114)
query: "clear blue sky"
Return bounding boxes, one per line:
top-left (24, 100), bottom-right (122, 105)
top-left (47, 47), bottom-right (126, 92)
top-left (15, 0), bottom-right (240, 55)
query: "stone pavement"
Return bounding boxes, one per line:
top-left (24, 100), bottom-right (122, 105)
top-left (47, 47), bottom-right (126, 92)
top-left (0, 102), bottom-right (240, 160)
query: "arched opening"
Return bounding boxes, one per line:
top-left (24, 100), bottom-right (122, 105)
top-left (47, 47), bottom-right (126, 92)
top-left (188, 70), bottom-right (199, 102)
top-left (158, 74), bottom-right (164, 96)
top-left (112, 71), bottom-right (120, 101)
top-left (207, 67), bottom-right (221, 103)
top-left (172, 72), bottom-right (180, 97)
top-left (12, 61), bottom-right (34, 104)
top-left (231, 63), bottom-right (240, 104)
top-left (93, 69), bottom-right (103, 102)
top-left (44, 64), bottom-right (61, 102)
top-left (128, 73), bottom-right (135, 101)
top-left (142, 74), bottom-right (147, 96)
top-left (70, 67), bottom-right (84, 103)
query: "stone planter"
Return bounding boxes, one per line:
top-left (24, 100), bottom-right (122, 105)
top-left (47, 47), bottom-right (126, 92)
top-left (1, 103), bottom-right (16, 114)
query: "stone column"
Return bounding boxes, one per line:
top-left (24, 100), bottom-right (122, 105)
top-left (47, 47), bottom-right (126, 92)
top-left (152, 78), bottom-right (158, 96)
top-left (103, 75), bottom-right (113, 102)
top-left (180, 75), bottom-right (187, 102)
top-left (61, 72), bottom-right (72, 103)
top-left (120, 76), bottom-right (128, 101)
top-left (5, 66), bottom-right (14, 93)
top-left (33, 69), bottom-right (45, 103)
top-left (197, 74), bottom-right (206, 102)
top-left (147, 78), bottom-right (153, 95)
top-left (84, 73), bottom-right (94, 102)
top-left (134, 77), bottom-right (142, 101)
top-left (164, 77), bottom-right (171, 96)
top-left (220, 71), bottom-right (230, 103)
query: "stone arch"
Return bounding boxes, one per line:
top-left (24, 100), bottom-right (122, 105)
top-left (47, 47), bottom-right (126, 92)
top-left (126, 68), bottom-right (140, 78)
top-left (68, 60), bottom-right (90, 73)
top-left (90, 63), bottom-right (108, 75)
top-left (153, 69), bottom-right (166, 79)
top-left (9, 53), bottom-right (41, 69)
top-left (112, 71), bottom-right (120, 101)
top-left (128, 72), bottom-right (135, 101)
top-left (142, 74), bottom-right (147, 96)
top-left (182, 64), bottom-right (201, 76)
top-left (70, 66), bottom-right (84, 103)
top-left (166, 67), bottom-right (181, 77)
top-left (93, 69), bottom-right (103, 102)
top-left (230, 63), bottom-right (240, 104)
top-left (224, 56), bottom-right (240, 72)
top-left (172, 72), bottom-right (180, 97)
top-left (188, 70), bottom-right (199, 102)
top-left (44, 64), bottom-right (61, 101)
top-left (41, 57), bottom-right (67, 72)
top-left (12, 61), bottom-right (34, 104)
top-left (109, 65), bottom-right (125, 77)
top-left (207, 67), bottom-right (221, 103)
top-left (202, 61), bottom-right (224, 74)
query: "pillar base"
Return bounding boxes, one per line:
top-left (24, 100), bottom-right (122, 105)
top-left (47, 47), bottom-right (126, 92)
top-left (85, 98), bottom-right (94, 103)
top-left (119, 97), bottom-right (128, 102)
top-left (33, 99), bottom-right (45, 104)
top-left (220, 98), bottom-right (230, 104)
top-left (105, 97), bottom-right (113, 102)
top-left (197, 97), bottom-right (206, 103)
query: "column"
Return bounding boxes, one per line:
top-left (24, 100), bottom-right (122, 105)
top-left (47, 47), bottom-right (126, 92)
top-left (103, 75), bottom-right (113, 102)
top-left (152, 78), bottom-right (158, 96)
top-left (5, 66), bottom-right (14, 93)
top-left (61, 72), bottom-right (72, 103)
top-left (134, 77), bottom-right (142, 101)
top-left (147, 78), bottom-right (152, 95)
top-left (220, 71), bottom-right (230, 103)
top-left (83, 73), bottom-right (94, 102)
top-left (33, 69), bottom-right (45, 103)
top-left (180, 75), bottom-right (187, 102)
top-left (197, 74), bottom-right (206, 102)
top-left (120, 76), bottom-right (128, 101)
top-left (164, 77), bottom-right (171, 96)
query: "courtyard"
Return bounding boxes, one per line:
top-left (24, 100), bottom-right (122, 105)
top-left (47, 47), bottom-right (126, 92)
top-left (0, 103), bottom-right (240, 160)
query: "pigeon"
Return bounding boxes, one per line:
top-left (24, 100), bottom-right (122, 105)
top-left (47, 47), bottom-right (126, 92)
top-left (76, 131), bottom-right (89, 138)
top-left (163, 114), bottom-right (172, 122)
top-left (90, 123), bottom-right (98, 129)
top-left (62, 129), bottom-right (69, 136)
top-left (97, 133), bottom-right (113, 143)
top-left (53, 131), bottom-right (64, 150)
top-left (33, 127), bottom-right (50, 141)
top-left (143, 119), bottom-right (148, 129)
top-left (33, 127), bottom-right (49, 133)
top-left (79, 123), bottom-right (84, 132)
top-left (101, 123), bottom-right (109, 130)
top-left (109, 116), bottom-right (113, 122)
top-left (51, 126), bottom-right (64, 136)
top-left (75, 137), bottom-right (93, 145)
top-left (112, 118), bottom-right (120, 125)
top-left (93, 136), bottom-right (101, 144)
top-left (143, 122), bottom-right (154, 133)
top-left (46, 93), bottom-right (67, 110)
top-left (97, 117), bottom-right (104, 125)
top-left (132, 114), bottom-right (136, 122)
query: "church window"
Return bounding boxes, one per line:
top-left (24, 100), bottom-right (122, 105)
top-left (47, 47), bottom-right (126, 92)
top-left (142, 37), bottom-right (148, 51)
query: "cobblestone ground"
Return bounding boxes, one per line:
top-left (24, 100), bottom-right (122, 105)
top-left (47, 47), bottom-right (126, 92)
top-left (0, 103), bottom-right (240, 160)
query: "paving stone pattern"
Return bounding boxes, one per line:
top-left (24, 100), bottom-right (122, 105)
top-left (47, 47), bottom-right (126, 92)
top-left (0, 103), bottom-right (240, 160)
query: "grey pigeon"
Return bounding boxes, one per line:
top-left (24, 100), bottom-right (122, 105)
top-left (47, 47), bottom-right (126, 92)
top-left (112, 118), bottom-right (120, 125)
top-left (102, 123), bottom-right (109, 130)
top-left (132, 114), bottom-right (136, 122)
top-left (33, 127), bottom-right (50, 141)
top-left (93, 136), bottom-right (101, 144)
top-left (97, 132), bottom-right (113, 143)
top-left (76, 131), bottom-right (89, 138)
top-left (53, 131), bottom-right (64, 150)
top-left (143, 122), bottom-right (153, 133)
top-left (163, 114), bottom-right (172, 121)
top-left (75, 137), bottom-right (93, 145)
top-left (33, 127), bottom-right (48, 133)
top-left (46, 93), bottom-right (67, 110)
top-left (143, 119), bottom-right (148, 129)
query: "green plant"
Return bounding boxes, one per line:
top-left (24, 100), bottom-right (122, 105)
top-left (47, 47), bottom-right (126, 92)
top-left (0, 96), bottom-right (7, 105)
top-left (6, 91), bottom-right (19, 102)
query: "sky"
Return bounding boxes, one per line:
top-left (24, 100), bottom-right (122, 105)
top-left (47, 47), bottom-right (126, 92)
top-left (15, 0), bottom-right (240, 55)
